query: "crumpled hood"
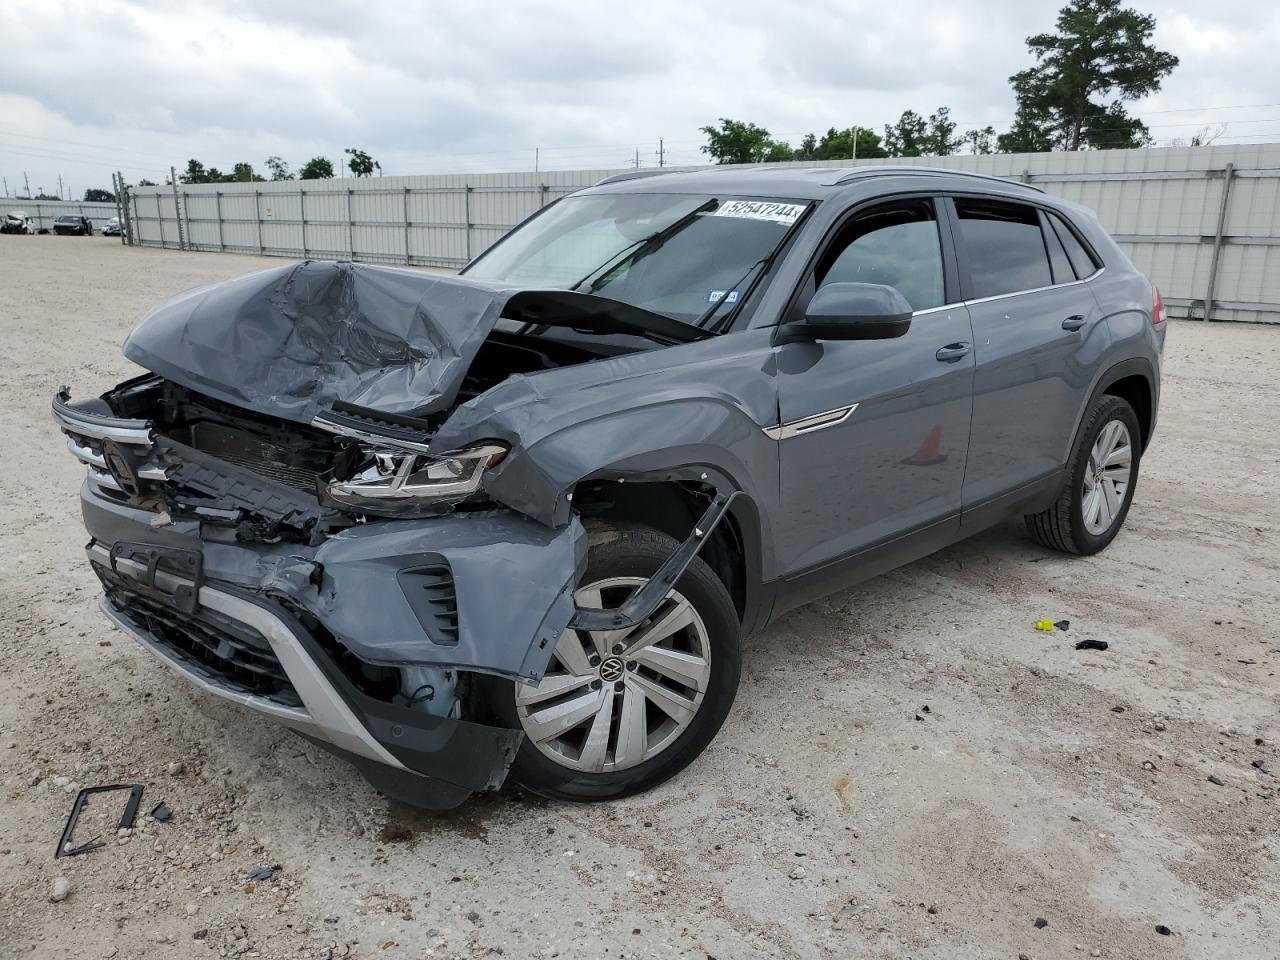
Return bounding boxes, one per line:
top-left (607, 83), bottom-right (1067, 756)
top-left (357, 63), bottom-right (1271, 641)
top-left (123, 260), bottom-right (519, 425)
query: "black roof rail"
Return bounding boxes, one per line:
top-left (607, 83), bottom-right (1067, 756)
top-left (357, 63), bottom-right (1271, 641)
top-left (594, 169), bottom-right (688, 186)
top-left (833, 166), bottom-right (1045, 193)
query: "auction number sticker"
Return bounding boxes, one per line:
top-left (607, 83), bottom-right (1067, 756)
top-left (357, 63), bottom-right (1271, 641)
top-left (712, 200), bottom-right (805, 225)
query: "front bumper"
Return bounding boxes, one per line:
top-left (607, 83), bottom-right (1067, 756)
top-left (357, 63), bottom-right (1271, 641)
top-left (75, 481), bottom-right (586, 809)
top-left (91, 536), bottom-right (528, 808)
top-left (55, 383), bottom-right (593, 807)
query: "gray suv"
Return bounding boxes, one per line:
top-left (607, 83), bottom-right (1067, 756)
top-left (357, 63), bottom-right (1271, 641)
top-left (54, 167), bottom-right (1165, 808)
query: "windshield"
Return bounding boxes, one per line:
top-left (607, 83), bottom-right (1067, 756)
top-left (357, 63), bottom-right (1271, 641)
top-left (464, 193), bottom-right (808, 327)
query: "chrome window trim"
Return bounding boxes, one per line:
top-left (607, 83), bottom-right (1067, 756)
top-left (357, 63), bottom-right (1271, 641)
top-left (763, 403), bottom-right (858, 441)
top-left (962, 267), bottom-right (1106, 307)
top-left (89, 543), bottom-right (406, 770)
top-left (911, 302), bottom-right (964, 317)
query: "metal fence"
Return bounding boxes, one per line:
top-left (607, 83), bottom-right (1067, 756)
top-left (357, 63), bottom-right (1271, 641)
top-left (122, 143), bottom-right (1280, 323)
top-left (1, 198), bottom-right (120, 232)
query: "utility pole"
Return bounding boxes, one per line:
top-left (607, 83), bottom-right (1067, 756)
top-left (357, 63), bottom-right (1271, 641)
top-left (2, 176), bottom-right (8, 198)
top-left (57, 173), bottom-right (64, 199)
top-left (535, 147), bottom-right (539, 173)
top-left (634, 147), bottom-right (641, 170)
top-left (23, 171), bottom-right (30, 197)
top-left (657, 138), bottom-right (665, 167)
top-left (851, 125), bottom-right (858, 162)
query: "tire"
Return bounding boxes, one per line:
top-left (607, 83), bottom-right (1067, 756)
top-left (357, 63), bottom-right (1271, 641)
top-left (491, 522), bottom-right (741, 802)
top-left (1025, 395), bottom-right (1141, 555)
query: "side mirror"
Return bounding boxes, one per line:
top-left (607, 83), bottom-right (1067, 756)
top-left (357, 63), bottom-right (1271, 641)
top-left (783, 282), bottom-right (913, 342)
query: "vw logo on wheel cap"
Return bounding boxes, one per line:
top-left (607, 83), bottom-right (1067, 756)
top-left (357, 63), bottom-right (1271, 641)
top-left (598, 656), bottom-right (625, 682)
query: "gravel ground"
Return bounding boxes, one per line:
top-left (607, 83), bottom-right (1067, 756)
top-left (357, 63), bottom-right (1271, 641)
top-left (1, 236), bottom-right (1277, 960)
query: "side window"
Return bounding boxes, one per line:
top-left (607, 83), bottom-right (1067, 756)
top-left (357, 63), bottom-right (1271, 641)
top-left (956, 200), bottom-right (1052, 298)
top-left (816, 200), bottom-right (944, 311)
top-left (1048, 212), bottom-right (1100, 279)
top-left (1042, 211), bottom-right (1075, 284)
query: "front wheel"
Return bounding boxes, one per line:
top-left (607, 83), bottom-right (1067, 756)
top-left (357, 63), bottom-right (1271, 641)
top-left (493, 523), bottom-right (741, 802)
top-left (1025, 395), bottom-right (1141, 555)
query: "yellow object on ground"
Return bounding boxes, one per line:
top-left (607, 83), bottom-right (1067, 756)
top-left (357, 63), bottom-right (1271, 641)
top-left (1035, 619), bottom-right (1056, 632)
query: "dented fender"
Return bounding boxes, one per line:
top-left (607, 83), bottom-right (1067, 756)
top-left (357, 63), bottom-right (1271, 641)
top-left (293, 511), bottom-right (587, 679)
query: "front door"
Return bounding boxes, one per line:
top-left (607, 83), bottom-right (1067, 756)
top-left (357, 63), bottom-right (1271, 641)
top-left (774, 197), bottom-right (975, 579)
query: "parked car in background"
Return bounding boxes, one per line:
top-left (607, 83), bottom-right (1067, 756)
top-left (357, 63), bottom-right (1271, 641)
top-left (53, 166), bottom-right (1165, 810)
top-left (2, 210), bottom-right (35, 234)
top-left (53, 215), bottom-right (93, 236)
top-left (102, 218), bottom-right (123, 237)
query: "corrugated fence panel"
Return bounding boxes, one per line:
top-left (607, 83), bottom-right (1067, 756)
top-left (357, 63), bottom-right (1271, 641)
top-left (121, 147), bottom-right (1280, 322)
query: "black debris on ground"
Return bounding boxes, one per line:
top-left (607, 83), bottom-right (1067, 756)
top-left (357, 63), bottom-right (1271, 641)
top-left (1053, 620), bottom-right (1070, 631)
top-left (1034, 917), bottom-right (1048, 929)
top-left (1207, 774), bottom-right (1225, 786)
top-left (1155, 924), bottom-right (1173, 936)
top-left (1076, 639), bottom-right (1109, 651)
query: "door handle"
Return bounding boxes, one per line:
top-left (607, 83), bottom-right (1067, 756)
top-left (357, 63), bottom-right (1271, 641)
top-left (935, 342), bottom-right (971, 363)
top-left (1062, 314), bottom-right (1087, 331)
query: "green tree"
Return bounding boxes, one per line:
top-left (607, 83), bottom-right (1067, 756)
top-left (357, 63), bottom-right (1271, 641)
top-left (923, 107), bottom-right (961, 155)
top-left (998, 0), bottom-right (1178, 152)
top-left (298, 157), bottom-right (335, 180)
top-left (264, 156), bottom-right (294, 180)
top-left (962, 126), bottom-right (998, 155)
top-left (810, 126), bottom-right (887, 160)
top-left (180, 159), bottom-right (209, 184)
top-left (344, 148), bottom-right (381, 177)
top-left (137, 178), bottom-right (158, 187)
top-left (883, 110), bottom-right (929, 157)
top-left (794, 132), bottom-right (819, 160)
top-left (699, 119), bottom-right (791, 164)
top-left (83, 187), bottom-right (116, 202)
top-left (230, 162), bottom-right (263, 182)
top-left (34, 192), bottom-right (60, 200)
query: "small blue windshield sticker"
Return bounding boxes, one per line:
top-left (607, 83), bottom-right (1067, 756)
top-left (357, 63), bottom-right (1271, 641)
top-left (706, 289), bottom-right (741, 305)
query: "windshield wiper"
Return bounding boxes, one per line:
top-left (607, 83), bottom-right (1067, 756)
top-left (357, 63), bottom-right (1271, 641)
top-left (569, 199), bottom-right (717, 294)
top-left (503, 290), bottom-right (710, 345)
top-left (694, 256), bottom-right (769, 332)
top-left (695, 202), bottom-right (812, 334)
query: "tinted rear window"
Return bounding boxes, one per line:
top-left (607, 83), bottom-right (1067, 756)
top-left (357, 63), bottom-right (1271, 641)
top-left (1042, 213), bottom-right (1076, 284)
top-left (956, 200), bottom-right (1052, 298)
top-left (1048, 212), bottom-right (1100, 279)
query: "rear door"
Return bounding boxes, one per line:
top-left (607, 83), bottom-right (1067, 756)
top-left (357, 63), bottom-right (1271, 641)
top-left (948, 197), bottom-right (1103, 511)
top-left (774, 197), bottom-right (975, 579)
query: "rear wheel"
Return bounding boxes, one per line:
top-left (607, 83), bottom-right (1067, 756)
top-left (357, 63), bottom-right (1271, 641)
top-left (495, 524), bottom-right (741, 802)
top-left (1025, 395), bottom-right (1141, 555)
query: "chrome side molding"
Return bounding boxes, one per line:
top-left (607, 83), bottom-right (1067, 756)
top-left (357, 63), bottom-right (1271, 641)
top-left (763, 403), bottom-right (859, 441)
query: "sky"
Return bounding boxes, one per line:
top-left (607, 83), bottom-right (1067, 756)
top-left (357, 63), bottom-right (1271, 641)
top-left (2, 0), bottom-right (1278, 199)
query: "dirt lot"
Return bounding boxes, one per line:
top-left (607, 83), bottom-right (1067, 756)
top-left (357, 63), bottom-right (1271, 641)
top-left (0, 235), bottom-right (1276, 960)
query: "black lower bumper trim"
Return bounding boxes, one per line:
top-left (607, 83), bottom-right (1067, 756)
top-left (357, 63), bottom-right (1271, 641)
top-left (294, 733), bottom-right (475, 810)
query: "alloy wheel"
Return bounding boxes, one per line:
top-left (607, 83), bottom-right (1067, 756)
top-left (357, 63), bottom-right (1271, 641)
top-left (515, 577), bottom-right (712, 773)
top-left (1081, 418), bottom-right (1133, 535)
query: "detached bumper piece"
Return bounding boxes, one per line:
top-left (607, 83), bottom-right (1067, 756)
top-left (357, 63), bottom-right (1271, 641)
top-left (90, 541), bottom-right (521, 809)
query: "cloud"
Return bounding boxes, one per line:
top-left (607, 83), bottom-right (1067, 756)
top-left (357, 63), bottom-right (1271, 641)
top-left (1, 0), bottom-right (1277, 194)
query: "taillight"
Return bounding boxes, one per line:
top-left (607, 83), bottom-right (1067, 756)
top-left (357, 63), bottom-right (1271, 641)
top-left (1152, 286), bottom-right (1166, 325)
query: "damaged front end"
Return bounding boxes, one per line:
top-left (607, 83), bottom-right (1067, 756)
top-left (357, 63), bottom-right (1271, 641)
top-left (55, 259), bottom-right (742, 807)
top-left (55, 376), bottom-right (587, 806)
top-left (50, 262), bottom-right (632, 807)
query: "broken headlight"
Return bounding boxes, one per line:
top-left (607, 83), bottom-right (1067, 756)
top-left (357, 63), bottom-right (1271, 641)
top-left (326, 443), bottom-right (508, 511)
